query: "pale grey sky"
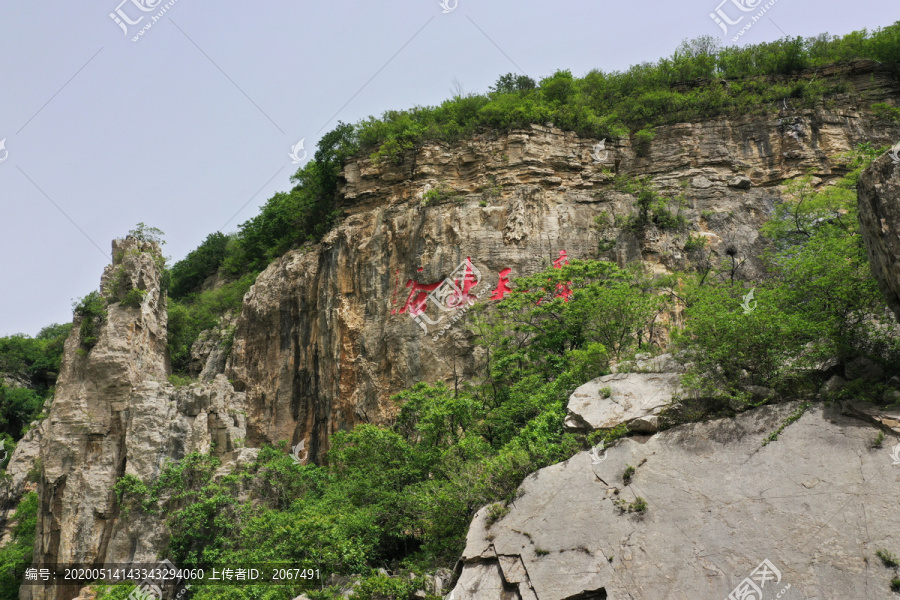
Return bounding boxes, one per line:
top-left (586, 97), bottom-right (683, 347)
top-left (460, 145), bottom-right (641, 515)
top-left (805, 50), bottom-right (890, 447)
top-left (0, 0), bottom-right (895, 336)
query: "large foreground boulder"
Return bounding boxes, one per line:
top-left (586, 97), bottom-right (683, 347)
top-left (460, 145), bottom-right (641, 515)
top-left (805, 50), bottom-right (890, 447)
top-left (565, 371), bottom-right (681, 434)
top-left (450, 402), bottom-right (900, 599)
top-left (859, 152), bottom-right (900, 320)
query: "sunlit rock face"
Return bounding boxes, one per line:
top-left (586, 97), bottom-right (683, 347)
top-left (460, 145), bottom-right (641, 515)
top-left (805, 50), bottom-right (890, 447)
top-left (228, 59), bottom-right (900, 463)
top-left (449, 402), bottom-right (900, 600)
top-left (859, 152), bottom-right (900, 320)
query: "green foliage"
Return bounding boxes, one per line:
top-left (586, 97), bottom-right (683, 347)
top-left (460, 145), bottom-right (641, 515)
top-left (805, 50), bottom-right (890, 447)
top-left (476, 260), bottom-right (665, 369)
top-left (168, 374), bottom-right (194, 387)
top-left (348, 25), bottom-right (900, 160)
top-left (892, 578), bottom-right (900, 592)
top-left (485, 503), bottom-right (509, 525)
top-left (114, 473), bottom-right (154, 516)
top-left (120, 288), bottom-right (146, 309)
top-left (873, 430), bottom-right (886, 448)
top-left (633, 127), bottom-right (655, 157)
top-left (0, 492), bottom-right (38, 599)
top-left (490, 73), bottom-right (537, 94)
top-left (349, 573), bottom-right (427, 600)
top-left (127, 222), bottom-right (165, 245)
top-left (630, 497), bottom-right (648, 513)
top-left (167, 273), bottom-right (257, 374)
top-left (614, 175), bottom-right (686, 232)
top-left (421, 184), bottom-right (454, 207)
top-left (0, 323), bottom-right (69, 441)
top-left (622, 465), bottom-right (635, 485)
top-left (762, 403), bottom-right (810, 445)
top-left (169, 232), bottom-right (231, 299)
top-left (675, 147), bottom-right (900, 415)
top-left (877, 549), bottom-right (899, 568)
top-left (236, 122), bottom-right (359, 272)
top-left (613, 495), bottom-right (647, 514)
top-left (872, 102), bottom-right (900, 122)
top-left (73, 291), bottom-right (107, 351)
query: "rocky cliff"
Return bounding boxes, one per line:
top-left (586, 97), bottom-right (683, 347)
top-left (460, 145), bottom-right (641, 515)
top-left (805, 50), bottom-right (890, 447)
top-left (8, 240), bottom-right (250, 600)
top-left (2, 59), bottom-right (899, 600)
top-left (860, 151), bottom-right (900, 320)
top-left (227, 60), bottom-right (900, 463)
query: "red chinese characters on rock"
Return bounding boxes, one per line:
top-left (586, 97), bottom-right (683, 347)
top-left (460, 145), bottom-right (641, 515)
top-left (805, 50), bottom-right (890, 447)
top-left (391, 250), bottom-right (571, 329)
top-left (553, 250), bottom-right (573, 302)
top-left (393, 257), bottom-right (481, 319)
top-left (490, 268), bottom-right (513, 301)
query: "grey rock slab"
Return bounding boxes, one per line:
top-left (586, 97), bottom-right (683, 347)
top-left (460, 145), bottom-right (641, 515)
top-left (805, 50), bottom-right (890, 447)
top-left (453, 402), bottom-right (900, 600)
top-left (565, 373), bottom-right (681, 433)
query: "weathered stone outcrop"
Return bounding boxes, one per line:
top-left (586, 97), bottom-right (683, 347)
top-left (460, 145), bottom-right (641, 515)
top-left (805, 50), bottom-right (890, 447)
top-left (226, 61), bottom-right (900, 462)
top-left (564, 372), bottom-right (682, 434)
top-left (859, 151), bottom-right (900, 320)
top-left (20, 239), bottom-right (248, 600)
top-left (450, 402), bottom-right (900, 600)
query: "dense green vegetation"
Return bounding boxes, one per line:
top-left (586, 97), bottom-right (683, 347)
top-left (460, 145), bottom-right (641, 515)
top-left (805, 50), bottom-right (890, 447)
top-left (672, 144), bottom-right (900, 418)
top-left (0, 493), bottom-right (38, 600)
top-left (0, 324), bottom-right (70, 442)
top-left (167, 273), bottom-right (257, 374)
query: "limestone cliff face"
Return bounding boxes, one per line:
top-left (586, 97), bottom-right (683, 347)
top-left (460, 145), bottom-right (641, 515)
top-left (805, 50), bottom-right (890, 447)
top-left (859, 152), bottom-right (900, 320)
top-left (15, 239), bottom-right (249, 600)
top-left (227, 60), bottom-right (900, 462)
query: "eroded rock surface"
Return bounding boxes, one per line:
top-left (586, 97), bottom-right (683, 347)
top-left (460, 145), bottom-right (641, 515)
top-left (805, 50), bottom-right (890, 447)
top-left (20, 239), bottom-right (248, 600)
top-left (452, 403), bottom-right (900, 600)
top-left (228, 61), bottom-right (900, 461)
top-left (859, 152), bottom-right (900, 320)
top-left (565, 372), bottom-right (681, 433)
